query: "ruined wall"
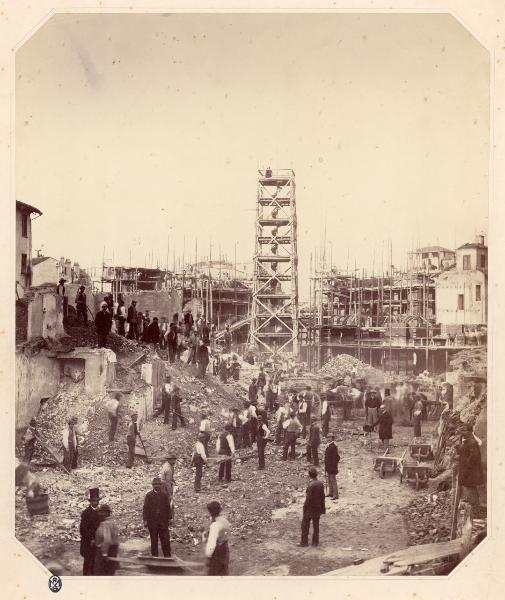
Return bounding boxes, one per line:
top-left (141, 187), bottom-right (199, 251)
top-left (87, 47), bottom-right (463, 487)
top-left (27, 292), bottom-right (65, 340)
top-left (16, 352), bottom-right (61, 429)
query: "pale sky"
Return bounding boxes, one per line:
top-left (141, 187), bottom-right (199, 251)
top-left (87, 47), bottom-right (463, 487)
top-left (16, 13), bottom-right (489, 299)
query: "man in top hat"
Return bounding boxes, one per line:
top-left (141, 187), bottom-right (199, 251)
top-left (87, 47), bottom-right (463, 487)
top-left (79, 487), bottom-right (102, 575)
top-left (372, 404), bottom-right (394, 448)
top-left (159, 454), bottom-right (177, 517)
top-left (143, 477), bottom-right (172, 557)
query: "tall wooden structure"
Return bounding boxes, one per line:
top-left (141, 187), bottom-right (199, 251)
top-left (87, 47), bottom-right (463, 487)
top-left (249, 168), bottom-right (299, 358)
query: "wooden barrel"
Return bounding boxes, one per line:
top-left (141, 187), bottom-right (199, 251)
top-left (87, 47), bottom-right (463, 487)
top-left (26, 493), bottom-right (49, 515)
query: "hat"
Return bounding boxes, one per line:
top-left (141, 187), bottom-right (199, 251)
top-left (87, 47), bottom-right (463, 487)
top-left (79, 285), bottom-right (85, 290)
top-left (59, 278), bottom-right (66, 283)
top-left (89, 487), bottom-right (101, 500)
top-left (101, 301), bottom-right (108, 308)
top-left (152, 477), bottom-right (162, 485)
top-left (130, 413), bottom-right (138, 419)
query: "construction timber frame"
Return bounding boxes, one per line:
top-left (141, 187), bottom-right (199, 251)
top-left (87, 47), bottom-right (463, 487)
top-left (249, 168), bottom-right (299, 359)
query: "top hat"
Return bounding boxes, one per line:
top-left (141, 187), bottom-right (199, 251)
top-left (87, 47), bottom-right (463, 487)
top-left (89, 487), bottom-right (101, 500)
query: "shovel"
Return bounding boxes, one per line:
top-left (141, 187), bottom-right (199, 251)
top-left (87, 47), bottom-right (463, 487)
top-left (137, 433), bottom-right (153, 464)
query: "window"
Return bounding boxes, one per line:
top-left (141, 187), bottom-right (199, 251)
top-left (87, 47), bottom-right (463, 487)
top-left (462, 255), bottom-right (471, 270)
top-left (21, 213), bottom-right (28, 237)
top-left (21, 253), bottom-right (27, 274)
top-left (480, 254), bottom-right (486, 268)
top-left (475, 285), bottom-right (481, 301)
top-left (457, 294), bottom-right (464, 310)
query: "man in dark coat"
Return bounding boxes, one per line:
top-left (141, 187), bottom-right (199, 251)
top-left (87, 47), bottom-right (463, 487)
top-left (143, 477), bottom-right (172, 557)
top-left (197, 340), bottom-right (210, 379)
top-left (459, 431), bottom-right (484, 509)
top-left (373, 405), bottom-right (394, 447)
top-left (324, 434), bottom-right (341, 500)
top-left (95, 302), bottom-right (112, 348)
top-left (299, 467), bottom-right (326, 547)
top-left (171, 386), bottom-right (186, 430)
top-left (248, 379), bottom-right (258, 403)
top-left (127, 300), bottom-right (139, 340)
top-left (306, 416), bottom-right (321, 466)
top-left (146, 317), bottom-right (161, 351)
top-left (75, 286), bottom-right (88, 325)
top-left (79, 487), bottom-right (101, 575)
top-left (166, 323), bottom-right (178, 363)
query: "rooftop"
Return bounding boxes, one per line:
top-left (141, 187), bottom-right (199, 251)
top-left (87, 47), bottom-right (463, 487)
top-left (16, 200), bottom-right (43, 216)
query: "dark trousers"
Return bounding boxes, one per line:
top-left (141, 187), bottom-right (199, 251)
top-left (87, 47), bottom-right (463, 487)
top-left (63, 447), bottom-right (78, 470)
top-left (148, 523), bottom-right (171, 557)
top-left (301, 513), bottom-right (320, 546)
top-left (77, 306), bottom-right (88, 325)
top-left (97, 331), bottom-right (108, 348)
top-left (300, 414), bottom-right (307, 438)
top-left (127, 323), bottom-right (139, 340)
top-left (168, 344), bottom-right (176, 363)
top-left (117, 318), bottom-right (125, 336)
top-left (82, 550), bottom-right (94, 575)
top-left (241, 423), bottom-right (251, 447)
top-left (172, 409), bottom-right (185, 429)
top-left (163, 396), bottom-right (172, 424)
top-left (195, 461), bottom-right (203, 492)
top-left (257, 438), bottom-right (266, 468)
top-left (126, 435), bottom-right (135, 467)
top-left (322, 411), bottom-right (331, 437)
top-left (207, 541), bottom-right (229, 576)
top-left (275, 424), bottom-right (284, 445)
top-left (198, 361), bottom-right (208, 378)
top-left (282, 432), bottom-right (297, 460)
top-left (218, 457), bottom-right (232, 482)
top-left (307, 444), bottom-right (319, 466)
top-left (109, 415), bottom-right (118, 441)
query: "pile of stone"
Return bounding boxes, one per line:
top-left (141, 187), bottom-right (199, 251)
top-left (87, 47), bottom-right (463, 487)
top-left (319, 354), bottom-right (384, 385)
top-left (402, 490), bottom-right (452, 545)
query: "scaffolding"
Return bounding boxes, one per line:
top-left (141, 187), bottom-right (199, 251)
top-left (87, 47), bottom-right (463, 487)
top-left (249, 168), bottom-right (299, 358)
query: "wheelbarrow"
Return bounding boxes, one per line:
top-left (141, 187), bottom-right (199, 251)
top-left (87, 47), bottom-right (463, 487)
top-left (409, 442), bottom-right (433, 461)
top-left (399, 461), bottom-right (432, 489)
top-left (373, 448), bottom-right (407, 478)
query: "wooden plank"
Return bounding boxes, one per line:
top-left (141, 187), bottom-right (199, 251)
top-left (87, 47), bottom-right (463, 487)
top-left (31, 430), bottom-right (71, 475)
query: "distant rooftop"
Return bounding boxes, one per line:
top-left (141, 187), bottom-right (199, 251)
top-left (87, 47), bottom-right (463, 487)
top-left (416, 246), bottom-right (454, 254)
top-left (32, 256), bottom-right (53, 266)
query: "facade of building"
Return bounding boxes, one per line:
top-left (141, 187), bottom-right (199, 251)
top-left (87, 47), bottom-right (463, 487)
top-left (408, 246), bottom-right (456, 273)
top-left (31, 256), bottom-right (59, 287)
top-left (435, 236), bottom-right (487, 326)
top-left (16, 201), bottom-right (42, 298)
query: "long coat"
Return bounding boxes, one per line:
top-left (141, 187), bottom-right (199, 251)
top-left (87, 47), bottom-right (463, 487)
top-left (95, 310), bottom-right (112, 334)
top-left (303, 479), bottom-right (326, 518)
top-left (143, 490), bottom-right (172, 528)
top-left (79, 505), bottom-right (101, 557)
top-left (375, 410), bottom-right (393, 441)
top-left (324, 443), bottom-right (341, 475)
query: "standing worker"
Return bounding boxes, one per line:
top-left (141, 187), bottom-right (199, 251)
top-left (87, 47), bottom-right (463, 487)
top-left (115, 299), bottom-right (127, 336)
top-left (197, 339), bottom-right (210, 379)
top-left (204, 501), bottom-right (230, 576)
top-left (218, 355), bottom-right (228, 383)
top-left (95, 302), bottom-right (112, 349)
top-left (143, 477), bottom-right (172, 557)
top-left (62, 416), bottom-right (79, 470)
top-left (199, 412), bottom-right (212, 455)
top-left (171, 386), bottom-right (186, 430)
top-left (166, 323), bottom-right (178, 364)
top-left (79, 487), bottom-right (101, 575)
top-left (306, 416), bottom-right (321, 466)
top-left (159, 454), bottom-right (177, 519)
top-left (257, 367), bottom-right (266, 395)
top-left (216, 424), bottom-right (235, 483)
top-left (146, 317), bottom-right (161, 353)
top-left (321, 394), bottom-right (331, 438)
top-left (75, 286), bottom-right (88, 325)
top-left (93, 504), bottom-right (120, 576)
top-left (127, 300), bottom-right (139, 341)
top-left (373, 405), bottom-right (394, 448)
top-left (299, 467), bottom-right (326, 547)
top-left (256, 414), bottom-right (271, 470)
top-left (192, 433), bottom-right (208, 493)
top-left (324, 435), bottom-right (341, 501)
top-left (223, 325), bottom-right (232, 354)
top-left (126, 413), bottom-right (140, 469)
top-left (282, 411), bottom-right (302, 461)
top-left (105, 393), bottom-right (120, 442)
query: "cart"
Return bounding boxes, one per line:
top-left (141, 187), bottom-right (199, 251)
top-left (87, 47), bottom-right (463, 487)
top-left (373, 448), bottom-right (407, 478)
top-left (399, 461), bottom-right (432, 489)
top-left (409, 442), bottom-right (433, 461)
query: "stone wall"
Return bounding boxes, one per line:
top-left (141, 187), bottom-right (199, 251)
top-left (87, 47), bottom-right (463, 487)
top-left (27, 292), bottom-right (65, 340)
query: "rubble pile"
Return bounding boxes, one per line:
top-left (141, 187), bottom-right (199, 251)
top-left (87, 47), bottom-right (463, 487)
top-left (63, 322), bottom-right (139, 354)
top-left (402, 490), bottom-right (452, 545)
top-left (319, 354), bottom-right (384, 384)
top-left (449, 347), bottom-right (487, 375)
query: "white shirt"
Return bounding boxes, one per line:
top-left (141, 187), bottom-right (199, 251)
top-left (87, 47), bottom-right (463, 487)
top-left (194, 440), bottom-right (207, 462)
top-left (216, 433), bottom-right (235, 455)
top-left (248, 405), bottom-right (257, 418)
top-left (199, 418), bottom-right (211, 433)
top-left (205, 515), bottom-right (230, 558)
top-left (106, 397), bottom-right (119, 417)
top-left (321, 399), bottom-right (328, 415)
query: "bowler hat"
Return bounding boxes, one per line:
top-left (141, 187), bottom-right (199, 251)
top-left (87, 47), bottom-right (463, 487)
top-left (89, 487), bottom-right (101, 500)
top-left (152, 477), bottom-right (162, 485)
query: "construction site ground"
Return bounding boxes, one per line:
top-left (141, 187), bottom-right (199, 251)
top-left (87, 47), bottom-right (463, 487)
top-left (16, 350), bottom-right (443, 576)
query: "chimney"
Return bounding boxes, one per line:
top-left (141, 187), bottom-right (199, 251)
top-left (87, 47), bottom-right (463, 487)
top-left (476, 234), bottom-right (485, 246)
